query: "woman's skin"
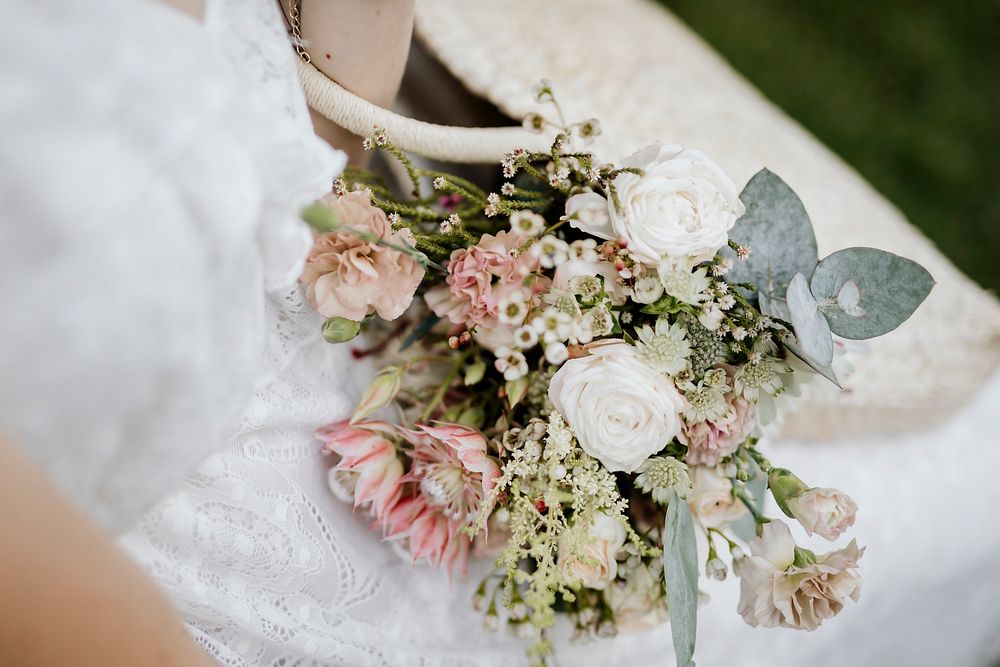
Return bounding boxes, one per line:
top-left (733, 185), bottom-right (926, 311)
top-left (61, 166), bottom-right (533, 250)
top-left (0, 438), bottom-right (218, 667)
top-left (0, 1), bottom-right (414, 665)
top-left (286, 0), bottom-right (415, 163)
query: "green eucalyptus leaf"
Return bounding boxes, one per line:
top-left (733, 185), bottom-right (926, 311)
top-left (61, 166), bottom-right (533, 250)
top-left (810, 247), bottom-right (934, 340)
top-left (785, 273), bottom-right (834, 368)
top-left (321, 317), bottom-right (360, 344)
top-left (784, 339), bottom-right (842, 388)
top-left (722, 169), bottom-right (819, 301)
top-left (664, 497), bottom-right (699, 667)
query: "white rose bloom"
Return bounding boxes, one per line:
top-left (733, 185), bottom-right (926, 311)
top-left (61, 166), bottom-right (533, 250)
top-left (566, 143), bottom-right (745, 264)
top-left (559, 511), bottom-right (628, 590)
top-left (548, 340), bottom-right (684, 472)
top-left (687, 466), bottom-right (749, 529)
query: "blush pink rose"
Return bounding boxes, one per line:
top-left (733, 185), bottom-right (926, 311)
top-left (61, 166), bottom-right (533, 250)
top-left (681, 391), bottom-right (756, 467)
top-left (301, 191), bottom-right (424, 321)
top-left (425, 230), bottom-right (542, 330)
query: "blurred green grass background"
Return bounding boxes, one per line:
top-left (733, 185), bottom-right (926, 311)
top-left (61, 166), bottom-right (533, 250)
top-left (661, 0), bottom-right (1000, 293)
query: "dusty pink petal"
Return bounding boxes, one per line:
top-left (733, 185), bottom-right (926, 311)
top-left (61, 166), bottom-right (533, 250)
top-left (300, 191), bottom-right (424, 322)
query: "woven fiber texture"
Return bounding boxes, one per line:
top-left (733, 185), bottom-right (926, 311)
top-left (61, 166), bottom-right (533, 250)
top-left (412, 0), bottom-right (1000, 439)
top-left (298, 59), bottom-right (553, 162)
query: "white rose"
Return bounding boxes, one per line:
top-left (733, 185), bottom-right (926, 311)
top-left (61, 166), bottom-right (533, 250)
top-left (687, 466), bottom-right (749, 529)
top-left (787, 487), bottom-right (858, 541)
top-left (559, 511), bottom-right (627, 590)
top-left (548, 340), bottom-right (684, 472)
top-left (604, 562), bottom-right (669, 632)
top-left (567, 143), bottom-right (745, 264)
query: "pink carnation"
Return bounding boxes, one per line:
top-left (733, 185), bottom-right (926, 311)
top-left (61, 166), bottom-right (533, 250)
top-left (425, 230), bottom-right (541, 330)
top-left (301, 191), bottom-right (424, 321)
top-left (681, 391), bottom-right (756, 466)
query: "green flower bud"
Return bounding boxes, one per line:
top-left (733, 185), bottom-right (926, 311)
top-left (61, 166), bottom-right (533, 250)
top-left (350, 366), bottom-right (402, 423)
top-left (321, 317), bottom-right (360, 344)
top-left (767, 467), bottom-right (809, 518)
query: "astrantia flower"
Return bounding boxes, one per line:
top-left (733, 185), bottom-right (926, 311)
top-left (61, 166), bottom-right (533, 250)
top-left (635, 318), bottom-right (691, 375)
top-left (635, 456), bottom-right (692, 504)
top-left (681, 386), bottom-right (756, 466)
top-left (510, 210), bottom-right (546, 237)
top-left (543, 288), bottom-right (583, 318)
top-left (734, 357), bottom-right (790, 401)
top-left (658, 260), bottom-right (711, 305)
top-left (681, 381), bottom-right (730, 423)
top-left (583, 306), bottom-right (615, 339)
top-left (568, 274), bottom-right (602, 301)
top-left (531, 234), bottom-right (570, 268)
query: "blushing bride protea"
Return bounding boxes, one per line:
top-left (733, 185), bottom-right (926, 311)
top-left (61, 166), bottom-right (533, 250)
top-left (400, 423), bottom-right (501, 523)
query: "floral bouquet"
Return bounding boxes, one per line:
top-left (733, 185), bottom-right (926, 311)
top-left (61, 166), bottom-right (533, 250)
top-left (300, 85), bottom-right (933, 666)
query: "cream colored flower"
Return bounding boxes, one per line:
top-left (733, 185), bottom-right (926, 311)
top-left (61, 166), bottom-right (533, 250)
top-left (559, 511), bottom-right (627, 590)
top-left (687, 466), bottom-right (748, 529)
top-left (735, 521), bottom-right (863, 631)
top-left (567, 143), bottom-right (744, 264)
top-left (787, 487), bottom-right (858, 541)
top-left (604, 562), bottom-right (669, 632)
top-left (635, 317), bottom-right (691, 376)
top-left (548, 341), bottom-right (684, 473)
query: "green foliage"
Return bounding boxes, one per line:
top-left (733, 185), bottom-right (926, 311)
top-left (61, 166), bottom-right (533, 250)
top-left (662, 0), bottom-right (1000, 291)
top-left (723, 169), bottom-right (818, 302)
top-left (811, 247), bottom-right (934, 339)
top-left (664, 497), bottom-right (699, 667)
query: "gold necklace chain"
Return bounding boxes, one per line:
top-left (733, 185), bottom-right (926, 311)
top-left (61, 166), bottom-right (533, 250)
top-left (286, 0), bottom-right (311, 64)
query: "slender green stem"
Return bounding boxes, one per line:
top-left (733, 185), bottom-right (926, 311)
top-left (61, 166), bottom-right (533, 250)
top-left (420, 348), bottom-right (471, 421)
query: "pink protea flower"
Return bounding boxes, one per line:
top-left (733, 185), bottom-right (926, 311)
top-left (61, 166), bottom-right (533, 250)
top-left (316, 420), bottom-right (404, 522)
top-left (383, 494), bottom-right (471, 575)
top-left (681, 391), bottom-right (756, 467)
top-left (424, 230), bottom-right (542, 329)
top-left (400, 423), bottom-right (501, 523)
top-left (301, 191), bottom-right (424, 322)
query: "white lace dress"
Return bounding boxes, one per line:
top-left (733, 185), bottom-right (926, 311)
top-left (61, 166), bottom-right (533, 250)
top-left (4, 1), bottom-right (999, 666)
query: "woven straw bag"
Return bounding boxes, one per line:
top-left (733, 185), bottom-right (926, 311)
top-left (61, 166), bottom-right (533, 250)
top-left (297, 0), bottom-right (1000, 441)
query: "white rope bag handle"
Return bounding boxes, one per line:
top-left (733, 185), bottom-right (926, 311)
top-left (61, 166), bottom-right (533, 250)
top-left (297, 60), bottom-right (553, 164)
